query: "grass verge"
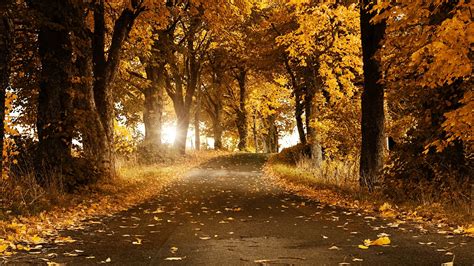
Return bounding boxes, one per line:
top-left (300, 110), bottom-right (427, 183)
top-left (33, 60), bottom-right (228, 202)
top-left (264, 156), bottom-right (473, 235)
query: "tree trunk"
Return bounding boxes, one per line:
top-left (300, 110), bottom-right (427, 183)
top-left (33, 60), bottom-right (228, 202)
top-left (0, 1), bottom-right (13, 177)
top-left (212, 115), bottom-right (223, 150)
top-left (36, 22), bottom-right (74, 185)
top-left (266, 114), bottom-right (278, 153)
top-left (359, 1), bottom-right (386, 190)
top-left (73, 31), bottom-right (111, 183)
top-left (144, 64), bottom-right (164, 147)
top-left (194, 86), bottom-right (201, 151)
top-left (92, 0), bottom-right (141, 177)
top-left (206, 72), bottom-right (224, 150)
top-left (236, 68), bottom-right (248, 151)
top-left (309, 98), bottom-right (323, 167)
top-left (253, 112), bottom-right (258, 153)
top-left (295, 90), bottom-right (306, 144)
top-left (305, 89), bottom-right (323, 167)
top-left (174, 109), bottom-right (190, 154)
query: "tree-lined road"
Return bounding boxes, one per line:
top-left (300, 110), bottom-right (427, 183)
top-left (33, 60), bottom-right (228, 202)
top-left (9, 154), bottom-right (474, 265)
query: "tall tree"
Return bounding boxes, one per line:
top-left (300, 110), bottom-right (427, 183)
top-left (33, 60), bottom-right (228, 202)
top-left (233, 67), bottom-right (248, 151)
top-left (359, 1), bottom-right (386, 190)
top-left (0, 0), bottom-right (14, 177)
top-left (161, 4), bottom-right (210, 154)
top-left (92, 0), bottom-right (145, 174)
top-left (143, 58), bottom-right (165, 148)
top-left (202, 49), bottom-right (227, 150)
top-left (33, 0), bottom-right (75, 185)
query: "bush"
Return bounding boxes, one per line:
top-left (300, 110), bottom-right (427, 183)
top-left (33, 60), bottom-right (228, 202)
top-left (136, 143), bottom-right (180, 165)
top-left (269, 143), bottom-right (311, 165)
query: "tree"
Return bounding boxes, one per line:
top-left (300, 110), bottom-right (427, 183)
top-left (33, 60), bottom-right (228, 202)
top-left (378, 1), bottom-right (473, 202)
top-left (275, 2), bottom-right (362, 164)
top-left (0, 0), bottom-right (14, 177)
top-left (30, 0), bottom-right (146, 186)
top-left (91, 0), bottom-right (146, 173)
top-left (202, 49), bottom-right (228, 150)
top-left (142, 62), bottom-right (165, 148)
top-left (359, 0), bottom-right (386, 190)
top-left (233, 67), bottom-right (249, 151)
top-left (32, 0), bottom-right (76, 184)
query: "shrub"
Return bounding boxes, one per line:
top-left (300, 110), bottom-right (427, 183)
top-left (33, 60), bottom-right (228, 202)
top-left (269, 143), bottom-right (311, 165)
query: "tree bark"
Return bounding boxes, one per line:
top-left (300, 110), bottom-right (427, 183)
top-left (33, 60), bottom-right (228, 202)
top-left (204, 58), bottom-right (225, 150)
top-left (295, 90), bottom-right (306, 144)
top-left (235, 68), bottom-right (248, 151)
top-left (308, 96), bottom-right (323, 166)
top-left (359, 1), bottom-right (386, 190)
top-left (283, 58), bottom-right (306, 144)
top-left (194, 85), bottom-right (201, 151)
top-left (0, 1), bottom-right (13, 177)
top-left (144, 64), bottom-right (164, 147)
top-left (174, 109), bottom-right (191, 154)
top-left (253, 112), bottom-right (258, 153)
top-left (265, 114), bottom-right (279, 153)
top-left (36, 15), bottom-right (74, 184)
top-left (92, 0), bottom-right (142, 177)
top-left (73, 29), bottom-right (111, 183)
top-left (212, 115), bottom-right (223, 150)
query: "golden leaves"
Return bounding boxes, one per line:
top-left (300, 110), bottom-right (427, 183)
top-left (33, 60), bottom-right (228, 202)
top-left (359, 236), bottom-right (391, 250)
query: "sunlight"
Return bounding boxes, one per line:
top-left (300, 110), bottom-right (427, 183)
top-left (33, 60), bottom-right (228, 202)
top-left (162, 124), bottom-right (176, 144)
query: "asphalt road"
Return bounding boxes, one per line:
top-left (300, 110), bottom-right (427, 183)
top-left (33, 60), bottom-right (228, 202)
top-left (6, 154), bottom-right (474, 265)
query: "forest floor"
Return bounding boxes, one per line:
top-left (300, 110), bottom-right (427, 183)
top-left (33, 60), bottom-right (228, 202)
top-left (2, 153), bottom-right (473, 265)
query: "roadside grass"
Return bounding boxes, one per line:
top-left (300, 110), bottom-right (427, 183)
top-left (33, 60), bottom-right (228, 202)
top-left (0, 150), bottom-right (228, 257)
top-left (265, 155), bottom-right (473, 231)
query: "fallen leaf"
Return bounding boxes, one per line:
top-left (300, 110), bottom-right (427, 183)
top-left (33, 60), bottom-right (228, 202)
top-left (54, 236), bottom-right (76, 244)
top-left (153, 208), bottom-right (165, 214)
top-left (353, 258), bottom-right (363, 261)
top-left (358, 245), bottom-right (369, 250)
top-left (464, 227), bottom-right (474, 236)
top-left (170, 246), bottom-right (178, 253)
top-left (366, 236), bottom-right (391, 246)
top-left (329, 246), bottom-right (340, 250)
top-left (165, 257), bottom-right (185, 261)
top-left (30, 235), bottom-right (46, 245)
top-left (255, 259), bottom-right (274, 263)
top-left (132, 238), bottom-right (142, 245)
top-left (199, 236), bottom-right (211, 240)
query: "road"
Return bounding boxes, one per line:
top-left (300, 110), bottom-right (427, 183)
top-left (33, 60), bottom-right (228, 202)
top-left (6, 154), bottom-right (474, 265)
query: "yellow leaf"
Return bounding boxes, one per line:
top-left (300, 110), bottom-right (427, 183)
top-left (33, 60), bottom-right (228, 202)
top-left (379, 203), bottom-right (392, 212)
top-left (464, 227), bottom-right (474, 236)
top-left (358, 244), bottom-right (369, 250)
top-left (370, 236), bottom-right (391, 246)
top-left (54, 236), bottom-right (76, 244)
top-left (30, 235), bottom-right (45, 245)
top-left (0, 244), bottom-right (8, 253)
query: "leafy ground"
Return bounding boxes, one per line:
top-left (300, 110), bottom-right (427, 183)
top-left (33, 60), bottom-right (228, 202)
top-left (264, 160), bottom-right (474, 239)
top-left (2, 153), bottom-right (473, 265)
top-left (0, 150), bottom-right (227, 258)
